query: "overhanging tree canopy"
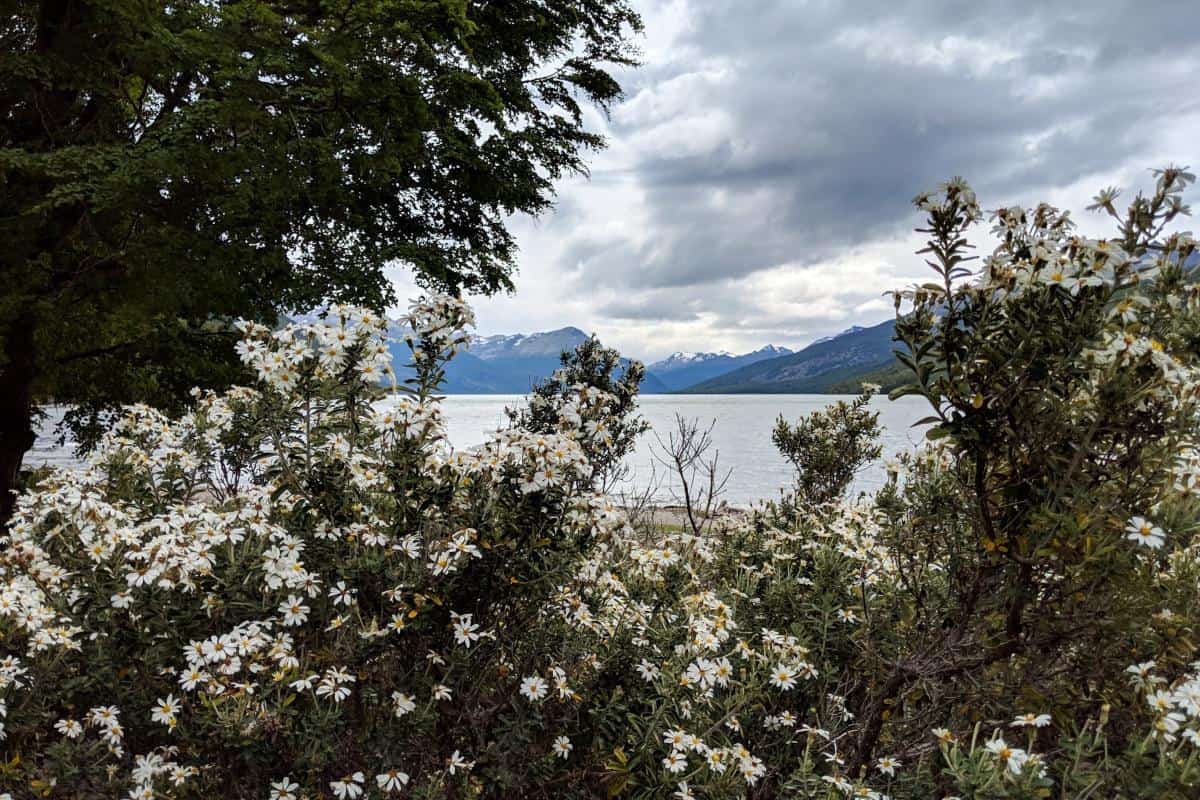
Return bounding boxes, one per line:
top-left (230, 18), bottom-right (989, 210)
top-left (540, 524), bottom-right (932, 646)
top-left (0, 0), bottom-right (642, 521)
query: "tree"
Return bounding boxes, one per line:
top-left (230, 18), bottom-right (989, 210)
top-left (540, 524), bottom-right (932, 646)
top-left (0, 0), bottom-right (643, 522)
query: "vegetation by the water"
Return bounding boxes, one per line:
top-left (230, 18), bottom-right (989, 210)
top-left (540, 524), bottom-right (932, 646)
top-left (824, 360), bottom-right (912, 395)
top-left (2, 169), bottom-right (1198, 799)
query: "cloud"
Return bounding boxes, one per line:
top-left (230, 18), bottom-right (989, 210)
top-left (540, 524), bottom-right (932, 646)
top-left (391, 0), bottom-right (1200, 361)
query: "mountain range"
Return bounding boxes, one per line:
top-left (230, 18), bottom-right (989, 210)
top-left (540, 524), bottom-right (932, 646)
top-left (646, 345), bottom-right (795, 391)
top-left (683, 319), bottom-right (898, 393)
top-left (389, 327), bottom-right (670, 394)
top-left (292, 309), bottom-right (902, 393)
top-left (385, 320), bottom-right (902, 394)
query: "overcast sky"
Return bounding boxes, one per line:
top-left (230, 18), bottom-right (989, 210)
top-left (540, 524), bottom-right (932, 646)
top-left (389, 0), bottom-right (1199, 362)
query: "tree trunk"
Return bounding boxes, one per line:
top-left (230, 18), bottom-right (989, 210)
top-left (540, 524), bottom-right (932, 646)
top-left (0, 315), bottom-right (37, 528)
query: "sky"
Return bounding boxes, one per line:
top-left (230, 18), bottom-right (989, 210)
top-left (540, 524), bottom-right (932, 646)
top-left (389, 0), bottom-right (1200, 363)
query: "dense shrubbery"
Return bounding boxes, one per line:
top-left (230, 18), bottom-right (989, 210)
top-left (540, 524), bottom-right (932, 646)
top-left (2, 170), bottom-right (1199, 799)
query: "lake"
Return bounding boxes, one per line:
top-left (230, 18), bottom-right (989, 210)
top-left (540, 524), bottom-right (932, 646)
top-left (29, 395), bottom-right (932, 506)
top-left (440, 394), bottom-right (930, 505)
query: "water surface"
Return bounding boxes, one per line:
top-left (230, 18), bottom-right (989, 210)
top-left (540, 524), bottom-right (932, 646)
top-left (30, 395), bottom-right (932, 506)
top-left (439, 394), bottom-right (930, 504)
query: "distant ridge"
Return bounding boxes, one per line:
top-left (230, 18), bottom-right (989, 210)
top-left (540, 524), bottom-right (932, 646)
top-left (812, 325), bottom-right (865, 345)
top-left (390, 326), bottom-right (666, 394)
top-left (295, 308), bottom-right (903, 395)
top-left (678, 319), bottom-right (901, 394)
top-left (646, 345), bottom-right (795, 391)
top-left (468, 327), bottom-right (590, 360)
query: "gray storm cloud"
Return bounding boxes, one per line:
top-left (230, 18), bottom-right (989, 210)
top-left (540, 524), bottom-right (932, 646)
top-left (434, 0), bottom-right (1200, 359)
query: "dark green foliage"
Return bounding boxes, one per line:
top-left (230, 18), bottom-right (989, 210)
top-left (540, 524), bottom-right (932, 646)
top-left (772, 389), bottom-right (883, 507)
top-left (0, 0), bottom-right (642, 520)
top-left (823, 358), bottom-right (911, 394)
top-left (849, 168), bottom-right (1200, 774)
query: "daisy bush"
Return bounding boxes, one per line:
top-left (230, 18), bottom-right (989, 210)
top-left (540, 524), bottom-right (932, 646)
top-left (0, 297), bottom-right (643, 799)
top-left (2, 168), bottom-right (1200, 799)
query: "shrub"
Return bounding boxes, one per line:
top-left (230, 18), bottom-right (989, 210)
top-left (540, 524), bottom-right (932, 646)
top-left (0, 298), bottom-right (644, 798)
top-left (506, 335), bottom-right (650, 492)
top-left (2, 168), bottom-right (1198, 799)
top-left (772, 387), bottom-right (883, 508)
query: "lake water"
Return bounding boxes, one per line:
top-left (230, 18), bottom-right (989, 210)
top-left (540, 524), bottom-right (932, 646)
top-left (29, 395), bottom-right (932, 506)
top-left (440, 395), bottom-right (930, 505)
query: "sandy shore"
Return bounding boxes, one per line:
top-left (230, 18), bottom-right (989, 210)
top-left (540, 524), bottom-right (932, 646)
top-left (625, 503), bottom-right (753, 529)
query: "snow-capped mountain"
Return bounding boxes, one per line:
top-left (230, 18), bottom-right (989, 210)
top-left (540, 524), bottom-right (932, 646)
top-left (650, 350), bottom-right (736, 370)
top-left (646, 345), bottom-right (796, 391)
top-left (388, 325), bottom-right (667, 393)
top-left (391, 328), bottom-right (802, 394)
top-left (286, 309), bottom-right (896, 394)
top-left (748, 344), bottom-right (793, 358)
top-left (684, 319), bottom-right (900, 394)
top-left (812, 325), bottom-right (866, 345)
top-left (468, 327), bottom-right (590, 360)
